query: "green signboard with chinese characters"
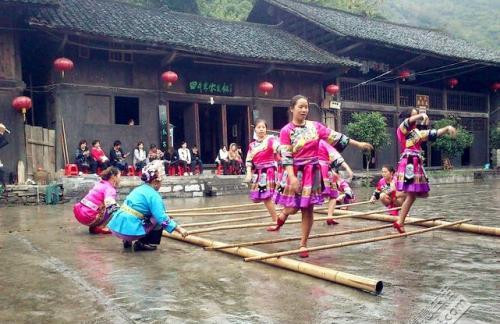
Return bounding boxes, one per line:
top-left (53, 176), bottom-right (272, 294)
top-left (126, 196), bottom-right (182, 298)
top-left (187, 80), bottom-right (234, 96)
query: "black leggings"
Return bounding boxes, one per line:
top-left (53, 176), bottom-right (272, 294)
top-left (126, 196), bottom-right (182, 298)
top-left (139, 228), bottom-right (163, 245)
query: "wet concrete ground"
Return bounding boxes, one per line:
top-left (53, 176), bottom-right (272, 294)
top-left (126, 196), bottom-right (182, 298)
top-left (0, 181), bottom-right (498, 323)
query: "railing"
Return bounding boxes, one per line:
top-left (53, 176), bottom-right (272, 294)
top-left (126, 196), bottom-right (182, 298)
top-left (338, 78), bottom-right (488, 113)
top-left (339, 79), bottom-right (395, 105)
top-left (399, 85), bottom-right (443, 109)
top-left (447, 92), bottom-right (488, 113)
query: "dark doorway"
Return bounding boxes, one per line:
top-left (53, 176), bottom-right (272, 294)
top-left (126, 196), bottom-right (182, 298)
top-left (273, 106), bottom-right (289, 131)
top-left (199, 104), bottom-right (222, 162)
top-left (169, 102), bottom-right (191, 150)
top-left (227, 105), bottom-right (249, 158)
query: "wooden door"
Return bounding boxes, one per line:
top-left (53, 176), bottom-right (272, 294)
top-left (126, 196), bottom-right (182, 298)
top-left (25, 125), bottom-right (55, 178)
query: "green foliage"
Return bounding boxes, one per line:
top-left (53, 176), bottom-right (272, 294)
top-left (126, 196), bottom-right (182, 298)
top-left (432, 117), bottom-right (474, 159)
top-left (118, 0), bottom-right (384, 20)
top-left (490, 122), bottom-right (500, 150)
top-left (344, 112), bottom-right (390, 150)
top-left (382, 0), bottom-right (499, 50)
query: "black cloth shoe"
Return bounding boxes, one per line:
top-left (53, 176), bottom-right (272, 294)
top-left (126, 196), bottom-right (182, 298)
top-left (133, 241), bottom-right (157, 251)
top-left (123, 240), bottom-right (132, 249)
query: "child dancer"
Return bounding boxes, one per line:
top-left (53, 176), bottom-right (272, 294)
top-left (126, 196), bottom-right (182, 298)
top-left (393, 109), bottom-right (456, 233)
top-left (370, 165), bottom-right (401, 216)
top-left (274, 95), bottom-right (373, 257)
top-left (73, 167), bottom-right (120, 234)
top-left (318, 139), bottom-right (353, 225)
top-left (245, 120), bottom-right (281, 231)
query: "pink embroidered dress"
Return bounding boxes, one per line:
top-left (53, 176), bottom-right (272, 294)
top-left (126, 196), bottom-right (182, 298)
top-left (246, 135), bottom-right (280, 202)
top-left (73, 179), bottom-right (117, 228)
top-left (372, 176), bottom-right (398, 215)
top-left (318, 140), bottom-right (343, 199)
top-left (395, 118), bottom-right (432, 193)
top-left (275, 121), bottom-right (350, 208)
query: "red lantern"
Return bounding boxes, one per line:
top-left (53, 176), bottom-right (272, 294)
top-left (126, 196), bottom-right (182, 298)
top-left (491, 82), bottom-right (500, 92)
top-left (258, 81), bottom-right (273, 95)
top-left (325, 84), bottom-right (340, 96)
top-left (399, 69), bottom-right (411, 81)
top-left (53, 57), bottom-right (74, 78)
top-left (12, 96), bottom-right (32, 122)
top-left (161, 71), bottom-right (178, 87)
top-left (448, 78), bottom-right (459, 89)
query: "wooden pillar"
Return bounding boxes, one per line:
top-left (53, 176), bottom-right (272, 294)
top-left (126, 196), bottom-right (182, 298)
top-left (247, 105), bottom-right (252, 142)
top-left (194, 103), bottom-right (200, 150)
top-left (443, 88), bottom-right (448, 110)
top-left (221, 104), bottom-right (228, 147)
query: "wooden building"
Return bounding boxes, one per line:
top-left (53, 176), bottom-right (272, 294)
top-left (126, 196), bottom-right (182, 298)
top-left (0, 0), bottom-right (498, 180)
top-left (249, 0), bottom-right (500, 169)
top-left (0, 0), bottom-right (357, 178)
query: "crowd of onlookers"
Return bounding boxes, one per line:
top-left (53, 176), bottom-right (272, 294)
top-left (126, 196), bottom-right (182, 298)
top-left (74, 139), bottom-right (244, 176)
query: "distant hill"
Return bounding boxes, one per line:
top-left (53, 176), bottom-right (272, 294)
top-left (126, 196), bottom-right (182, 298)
top-left (381, 0), bottom-right (499, 50)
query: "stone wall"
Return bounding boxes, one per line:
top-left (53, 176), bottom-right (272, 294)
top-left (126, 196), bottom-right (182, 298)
top-left (0, 184), bottom-right (64, 206)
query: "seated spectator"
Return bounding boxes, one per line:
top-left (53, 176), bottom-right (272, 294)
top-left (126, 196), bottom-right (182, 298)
top-left (91, 140), bottom-right (110, 171)
top-left (148, 144), bottom-right (164, 161)
top-left (228, 143), bottom-right (243, 175)
top-left (164, 147), bottom-right (179, 173)
top-left (178, 141), bottom-right (191, 176)
top-left (75, 140), bottom-right (97, 173)
top-left (109, 140), bottom-right (129, 172)
top-left (191, 145), bottom-right (203, 174)
top-left (133, 141), bottom-right (148, 171)
top-left (216, 145), bottom-right (229, 175)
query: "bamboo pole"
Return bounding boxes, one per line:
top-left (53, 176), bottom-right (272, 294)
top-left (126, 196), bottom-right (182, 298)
top-left (244, 219), bottom-right (471, 262)
top-left (206, 217), bottom-right (443, 250)
top-left (171, 208), bottom-right (278, 217)
top-left (316, 210), bottom-right (500, 237)
top-left (187, 207), bottom-right (400, 235)
top-left (169, 202), bottom-right (262, 213)
top-left (163, 231), bottom-right (383, 294)
top-left (182, 213), bottom-right (277, 228)
top-left (170, 200), bottom-right (372, 217)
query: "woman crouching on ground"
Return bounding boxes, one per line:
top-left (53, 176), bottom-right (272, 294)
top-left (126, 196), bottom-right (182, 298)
top-left (107, 163), bottom-right (188, 251)
top-left (73, 166), bottom-right (120, 234)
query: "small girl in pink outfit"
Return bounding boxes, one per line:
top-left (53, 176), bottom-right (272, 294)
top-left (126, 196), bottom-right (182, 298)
top-left (73, 167), bottom-right (121, 234)
top-left (245, 120), bottom-right (281, 231)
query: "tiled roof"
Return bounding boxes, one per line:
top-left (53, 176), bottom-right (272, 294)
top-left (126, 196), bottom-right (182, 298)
top-left (29, 0), bottom-right (359, 67)
top-left (258, 0), bottom-right (500, 64)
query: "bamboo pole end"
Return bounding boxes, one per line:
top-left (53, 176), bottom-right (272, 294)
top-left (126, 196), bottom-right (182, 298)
top-left (375, 281), bottom-right (384, 295)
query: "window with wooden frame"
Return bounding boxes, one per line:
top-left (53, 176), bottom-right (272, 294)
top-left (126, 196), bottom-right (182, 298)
top-left (108, 42), bottom-right (134, 63)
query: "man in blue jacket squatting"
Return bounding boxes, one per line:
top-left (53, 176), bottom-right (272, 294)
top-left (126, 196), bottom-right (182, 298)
top-left (108, 162), bottom-right (188, 251)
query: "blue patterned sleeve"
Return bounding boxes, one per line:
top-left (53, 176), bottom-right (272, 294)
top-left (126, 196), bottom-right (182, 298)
top-left (149, 192), bottom-right (177, 233)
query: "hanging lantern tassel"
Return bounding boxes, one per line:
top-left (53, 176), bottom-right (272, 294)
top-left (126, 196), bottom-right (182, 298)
top-left (325, 84), bottom-right (340, 97)
top-left (399, 69), bottom-right (411, 82)
top-left (161, 71), bottom-right (179, 88)
top-left (54, 57), bottom-right (74, 79)
top-left (448, 78), bottom-right (459, 89)
top-left (12, 96), bottom-right (32, 122)
top-left (258, 81), bottom-right (273, 96)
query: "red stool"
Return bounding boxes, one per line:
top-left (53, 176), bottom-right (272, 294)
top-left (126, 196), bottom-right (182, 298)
top-left (127, 165), bottom-right (135, 176)
top-left (193, 165), bottom-right (201, 175)
top-left (216, 164), bottom-right (223, 175)
top-left (65, 164), bottom-right (79, 176)
top-left (168, 165), bottom-right (177, 176)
